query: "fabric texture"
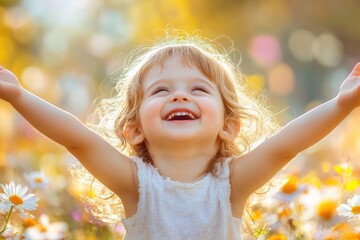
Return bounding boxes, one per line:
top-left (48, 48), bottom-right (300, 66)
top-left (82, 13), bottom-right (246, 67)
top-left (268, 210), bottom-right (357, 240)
top-left (121, 156), bottom-right (242, 240)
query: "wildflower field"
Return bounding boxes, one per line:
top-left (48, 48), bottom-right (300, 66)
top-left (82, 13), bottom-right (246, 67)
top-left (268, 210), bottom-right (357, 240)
top-left (2, 111), bottom-right (360, 239)
top-left (1, 0), bottom-right (360, 239)
top-left (243, 111), bottom-right (360, 239)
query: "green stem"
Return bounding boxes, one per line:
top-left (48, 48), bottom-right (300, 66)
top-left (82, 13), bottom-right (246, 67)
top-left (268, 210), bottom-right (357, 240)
top-left (0, 205), bottom-right (14, 235)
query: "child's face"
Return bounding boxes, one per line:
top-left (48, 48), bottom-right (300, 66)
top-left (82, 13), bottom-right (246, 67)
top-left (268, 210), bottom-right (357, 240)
top-left (136, 54), bottom-right (226, 150)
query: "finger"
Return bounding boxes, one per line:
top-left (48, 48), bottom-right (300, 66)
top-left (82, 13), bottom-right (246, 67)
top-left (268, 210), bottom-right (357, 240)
top-left (356, 84), bottom-right (360, 96)
top-left (350, 62), bottom-right (360, 77)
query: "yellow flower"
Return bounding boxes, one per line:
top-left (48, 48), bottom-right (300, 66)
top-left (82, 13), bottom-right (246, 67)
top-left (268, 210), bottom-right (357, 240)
top-left (344, 232), bottom-right (360, 240)
top-left (317, 199), bottom-right (337, 221)
top-left (250, 208), bottom-right (262, 221)
top-left (281, 176), bottom-right (298, 194)
top-left (332, 222), bottom-right (351, 232)
top-left (0, 181), bottom-right (38, 212)
top-left (344, 178), bottom-right (360, 191)
top-left (277, 206), bottom-right (291, 219)
top-left (24, 214), bottom-right (68, 239)
top-left (268, 233), bottom-right (287, 240)
top-left (275, 175), bottom-right (307, 202)
top-left (324, 236), bottom-right (334, 240)
top-left (334, 163), bottom-right (353, 176)
top-left (22, 217), bottom-right (38, 228)
top-left (324, 176), bottom-right (340, 186)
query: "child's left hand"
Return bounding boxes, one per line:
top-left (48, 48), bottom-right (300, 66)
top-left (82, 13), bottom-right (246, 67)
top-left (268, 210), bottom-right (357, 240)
top-left (0, 66), bottom-right (22, 103)
top-left (337, 62), bottom-right (360, 110)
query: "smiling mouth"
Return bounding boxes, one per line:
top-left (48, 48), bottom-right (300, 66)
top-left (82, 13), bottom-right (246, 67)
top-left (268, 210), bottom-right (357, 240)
top-left (166, 112), bottom-right (197, 121)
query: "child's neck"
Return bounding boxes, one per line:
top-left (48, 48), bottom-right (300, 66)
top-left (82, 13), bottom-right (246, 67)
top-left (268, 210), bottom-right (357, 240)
top-left (148, 145), bottom-right (218, 183)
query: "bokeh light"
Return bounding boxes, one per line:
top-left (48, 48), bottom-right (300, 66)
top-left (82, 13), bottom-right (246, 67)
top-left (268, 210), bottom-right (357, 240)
top-left (288, 29), bottom-right (316, 62)
top-left (267, 63), bottom-right (295, 96)
top-left (42, 30), bottom-right (70, 56)
top-left (246, 74), bottom-right (265, 94)
top-left (312, 33), bottom-right (344, 67)
top-left (87, 34), bottom-right (114, 58)
top-left (0, 35), bottom-right (16, 66)
top-left (249, 34), bottom-right (281, 67)
top-left (21, 66), bottom-right (47, 93)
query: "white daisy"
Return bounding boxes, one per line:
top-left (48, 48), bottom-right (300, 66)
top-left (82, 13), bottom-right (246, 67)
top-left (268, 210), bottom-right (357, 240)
top-left (0, 201), bottom-right (7, 214)
top-left (0, 181), bottom-right (38, 212)
top-left (274, 176), bottom-right (307, 202)
top-left (24, 214), bottom-right (68, 240)
top-left (337, 194), bottom-right (360, 220)
top-left (25, 171), bottom-right (49, 189)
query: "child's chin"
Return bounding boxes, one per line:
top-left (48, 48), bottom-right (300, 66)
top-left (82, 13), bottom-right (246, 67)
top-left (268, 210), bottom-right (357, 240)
top-left (164, 132), bottom-right (200, 141)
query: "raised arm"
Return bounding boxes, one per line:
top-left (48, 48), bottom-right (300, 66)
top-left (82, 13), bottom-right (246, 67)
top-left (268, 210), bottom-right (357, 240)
top-left (0, 66), bottom-right (136, 198)
top-left (232, 62), bottom-right (360, 198)
top-left (0, 67), bottom-right (95, 148)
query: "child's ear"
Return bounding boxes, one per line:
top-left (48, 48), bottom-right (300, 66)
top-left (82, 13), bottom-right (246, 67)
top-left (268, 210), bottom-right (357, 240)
top-left (219, 118), bottom-right (240, 141)
top-left (124, 123), bottom-right (144, 145)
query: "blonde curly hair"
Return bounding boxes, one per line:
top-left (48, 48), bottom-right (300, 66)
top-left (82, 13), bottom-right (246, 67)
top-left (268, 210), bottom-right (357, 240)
top-left (71, 30), bottom-right (278, 231)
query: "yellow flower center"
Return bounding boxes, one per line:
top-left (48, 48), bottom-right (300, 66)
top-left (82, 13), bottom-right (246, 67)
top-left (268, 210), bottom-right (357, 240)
top-left (9, 195), bottom-right (24, 205)
top-left (317, 200), bottom-right (337, 220)
top-left (324, 177), bottom-right (340, 186)
top-left (22, 218), bottom-right (38, 228)
top-left (34, 177), bottom-right (43, 183)
top-left (268, 234), bottom-right (287, 240)
top-left (333, 222), bottom-right (351, 232)
top-left (281, 176), bottom-right (298, 194)
top-left (351, 206), bottom-right (360, 214)
top-left (278, 207), bottom-right (291, 219)
top-left (37, 225), bottom-right (47, 232)
top-left (250, 209), bottom-right (262, 221)
top-left (344, 232), bottom-right (360, 240)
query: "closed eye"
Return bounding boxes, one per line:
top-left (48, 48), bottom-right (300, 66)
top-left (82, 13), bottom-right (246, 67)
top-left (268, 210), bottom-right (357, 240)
top-left (192, 86), bottom-right (209, 93)
top-left (152, 87), bottom-right (169, 95)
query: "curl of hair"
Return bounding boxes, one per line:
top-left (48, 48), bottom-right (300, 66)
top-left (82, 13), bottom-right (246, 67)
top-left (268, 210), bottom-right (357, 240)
top-left (71, 29), bottom-right (279, 234)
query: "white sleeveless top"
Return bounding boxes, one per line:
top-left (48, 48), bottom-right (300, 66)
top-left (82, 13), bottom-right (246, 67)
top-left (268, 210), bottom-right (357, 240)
top-left (121, 157), bottom-right (242, 240)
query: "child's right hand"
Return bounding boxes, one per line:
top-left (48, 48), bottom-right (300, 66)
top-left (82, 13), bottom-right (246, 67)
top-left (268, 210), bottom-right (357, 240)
top-left (0, 66), bottom-right (22, 103)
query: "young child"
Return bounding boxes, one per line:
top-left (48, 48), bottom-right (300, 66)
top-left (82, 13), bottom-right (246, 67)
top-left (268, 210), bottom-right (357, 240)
top-left (0, 34), bottom-right (360, 240)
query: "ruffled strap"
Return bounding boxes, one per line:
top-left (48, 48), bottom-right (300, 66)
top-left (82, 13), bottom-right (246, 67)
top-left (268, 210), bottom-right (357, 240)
top-left (215, 157), bottom-right (233, 179)
top-left (123, 157), bottom-right (151, 222)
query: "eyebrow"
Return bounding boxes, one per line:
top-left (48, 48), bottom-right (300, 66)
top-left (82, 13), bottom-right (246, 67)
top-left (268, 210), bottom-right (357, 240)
top-left (144, 77), bottom-right (215, 92)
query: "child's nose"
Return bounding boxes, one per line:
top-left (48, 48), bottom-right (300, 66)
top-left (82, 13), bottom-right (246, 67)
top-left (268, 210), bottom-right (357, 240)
top-left (171, 91), bottom-right (190, 102)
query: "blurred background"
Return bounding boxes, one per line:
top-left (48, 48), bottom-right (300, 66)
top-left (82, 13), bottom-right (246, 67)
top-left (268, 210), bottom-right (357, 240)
top-left (1, 0), bottom-right (360, 239)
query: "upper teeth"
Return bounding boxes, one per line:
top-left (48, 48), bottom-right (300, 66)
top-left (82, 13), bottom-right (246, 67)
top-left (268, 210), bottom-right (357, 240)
top-left (167, 112), bottom-right (196, 120)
